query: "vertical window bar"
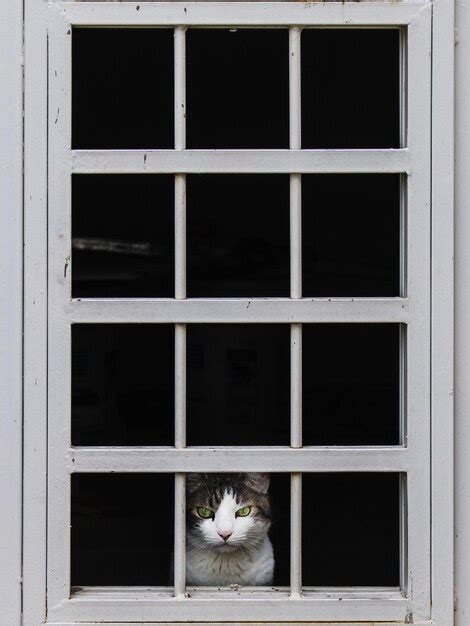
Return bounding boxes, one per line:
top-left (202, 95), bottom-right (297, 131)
top-left (399, 29), bottom-right (408, 300)
top-left (289, 26), bottom-right (302, 599)
top-left (175, 25), bottom-right (186, 298)
top-left (174, 24), bottom-right (187, 600)
top-left (398, 29), bottom-right (408, 592)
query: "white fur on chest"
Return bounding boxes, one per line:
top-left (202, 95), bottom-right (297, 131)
top-left (186, 536), bottom-right (274, 586)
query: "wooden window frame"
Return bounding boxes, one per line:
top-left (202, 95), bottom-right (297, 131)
top-left (19, 1), bottom-right (454, 625)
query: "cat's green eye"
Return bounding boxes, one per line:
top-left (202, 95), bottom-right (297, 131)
top-left (197, 506), bottom-right (214, 519)
top-left (236, 506), bottom-right (252, 518)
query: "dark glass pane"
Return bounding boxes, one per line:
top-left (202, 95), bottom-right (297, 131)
top-left (187, 29), bottom-right (289, 148)
top-left (187, 325), bottom-right (290, 445)
top-left (302, 175), bottom-right (400, 297)
top-left (72, 324), bottom-right (174, 446)
top-left (187, 175), bottom-right (290, 297)
top-left (270, 473), bottom-right (290, 586)
top-left (72, 175), bottom-right (174, 298)
top-left (71, 474), bottom-right (174, 586)
top-left (303, 324), bottom-right (400, 445)
top-left (302, 29), bottom-right (400, 148)
top-left (72, 28), bottom-right (174, 149)
top-left (303, 473), bottom-right (400, 586)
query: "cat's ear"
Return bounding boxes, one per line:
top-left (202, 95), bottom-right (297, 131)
top-left (244, 473), bottom-right (270, 494)
top-left (186, 473), bottom-right (204, 494)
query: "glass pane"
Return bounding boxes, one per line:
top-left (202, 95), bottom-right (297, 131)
top-left (187, 175), bottom-right (290, 297)
top-left (303, 324), bottom-right (400, 445)
top-left (302, 473), bottom-right (400, 586)
top-left (72, 175), bottom-right (174, 298)
top-left (187, 325), bottom-right (290, 445)
top-left (302, 29), bottom-right (400, 148)
top-left (71, 474), bottom-right (174, 586)
top-left (187, 29), bottom-right (289, 148)
top-left (72, 324), bottom-right (174, 446)
top-left (72, 28), bottom-right (174, 149)
top-left (302, 175), bottom-right (400, 297)
top-left (186, 473), bottom-right (290, 586)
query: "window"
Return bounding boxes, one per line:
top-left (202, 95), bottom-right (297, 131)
top-left (24, 2), bottom-right (437, 624)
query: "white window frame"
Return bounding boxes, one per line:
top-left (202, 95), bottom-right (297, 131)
top-left (20, 2), bottom-right (454, 626)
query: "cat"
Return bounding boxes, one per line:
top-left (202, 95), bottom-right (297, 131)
top-left (186, 473), bottom-right (274, 586)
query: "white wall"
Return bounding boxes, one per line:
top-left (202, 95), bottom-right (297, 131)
top-left (1, 0), bottom-right (468, 623)
top-left (0, 1), bottom-right (23, 626)
top-left (455, 0), bottom-right (470, 622)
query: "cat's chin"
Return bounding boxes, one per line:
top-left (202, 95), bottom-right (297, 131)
top-left (211, 542), bottom-right (239, 552)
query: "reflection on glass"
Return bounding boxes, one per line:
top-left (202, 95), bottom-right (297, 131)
top-left (303, 324), bottom-right (400, 445)
top-left (72, 324), bottom-right (174, 446)
top-left (302, 29), bottom-right (400, 148)
top-left (72, 175), bottom-right (174, 298)
top-left (187, 29), bottom-right (289, 148)
top-left (302, 473), bottom-right (400, 586)
top-left (187, 175), bottom-right (290, 297)
top-left (186, 473), bottom-right (289, 586)
top-left (187, 325), bottom-right (290, 445)
top-left (71, 474), bottom-right (174, 586)
top-left (72, 28), bottom-right (174, 149)
top-left (302, 175), bottom-right (400, 297)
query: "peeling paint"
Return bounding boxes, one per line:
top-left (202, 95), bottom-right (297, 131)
top-left (63, 255), bottom-right (71, 279)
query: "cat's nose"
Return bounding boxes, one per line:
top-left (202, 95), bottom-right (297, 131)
top-left (217, 530), bottom-right (233, 542)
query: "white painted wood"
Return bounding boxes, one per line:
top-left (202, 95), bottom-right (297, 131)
top-left (174, 27), bottom-right (187, 597)
top-left (455, 0), bottom-right (470, 623)
top-left (52, 2), bottom-right (429, 26)
top-left (71, 585), bottom-right (401, 596)
top-left (289, 25), bottom-right (302, 599)
top-left (431, 0), bottom-right (455, 624)
top-left (66, 298), bottom-right (411, 323)
top-left (44, 622), bottom-right (414, 626)
top-left (403, 6), bottom-right (432, 620)
top-left (0, 1), bottom-right (23, 625)
top-left (23, 0), bottom-right (49, 624)
top-left (72, 148), bottom-right (411, 174)
top-left (68, 446), bottom-right (409, 474)
top-left (39, 2), bottom-right (440, 624)
top-left (49, 590), bottom-right (408, 623)
top-left (290, 325), bottom-right (302, 448)
top-left (47, 6), bottom-right (73, 611)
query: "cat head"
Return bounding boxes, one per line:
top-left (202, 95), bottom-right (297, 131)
top-left (186, 473), bottom-right (271, 552)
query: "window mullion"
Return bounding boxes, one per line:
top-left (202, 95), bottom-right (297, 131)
top-left (174, 24), bottom-right (187, 600)
top-left (289, 25), bottom-right (302, 599)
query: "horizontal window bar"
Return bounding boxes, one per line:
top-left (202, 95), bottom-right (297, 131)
top-left (48, 622), bottom-right (406, 626)
top-left (49, 588), bottom-right (407, 623)
top-left (71, 586), bottom-right (402, 597)
top-left (68, 446), bottom-right (409, 473)
top-left (67, 298), bottom-right (410, 324)
top-left (53, 2), bottom-right (427, 27)
top-left (71, 149), bottom-right (410, 174)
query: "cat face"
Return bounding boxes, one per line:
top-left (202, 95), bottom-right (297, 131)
top-left (186, 473), bottom-right (271, 552)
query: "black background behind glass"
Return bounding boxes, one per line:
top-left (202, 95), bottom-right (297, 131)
top-left (302, 175), bottom-right (400, 297)
top-left (72, 324), bottom-right (174, 446)
top-left (303, 473), bottom-right (400, 586)
top-left (302, 29), bottom-right (400, 148)
top-left (187, 175), bottom-right (290, 297)
top-left (187, 29), bottom-right (289, 148)
top-left (72, 175), bottom-right (174, 298)
top-left (303, 324), bottom-right (400, 445)
top-left (187, 324), bottom-right (290, 446)
top-left (72, 28), bottom-right (174, 149)
top-left (71, 474), bottom-right (174, 586)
